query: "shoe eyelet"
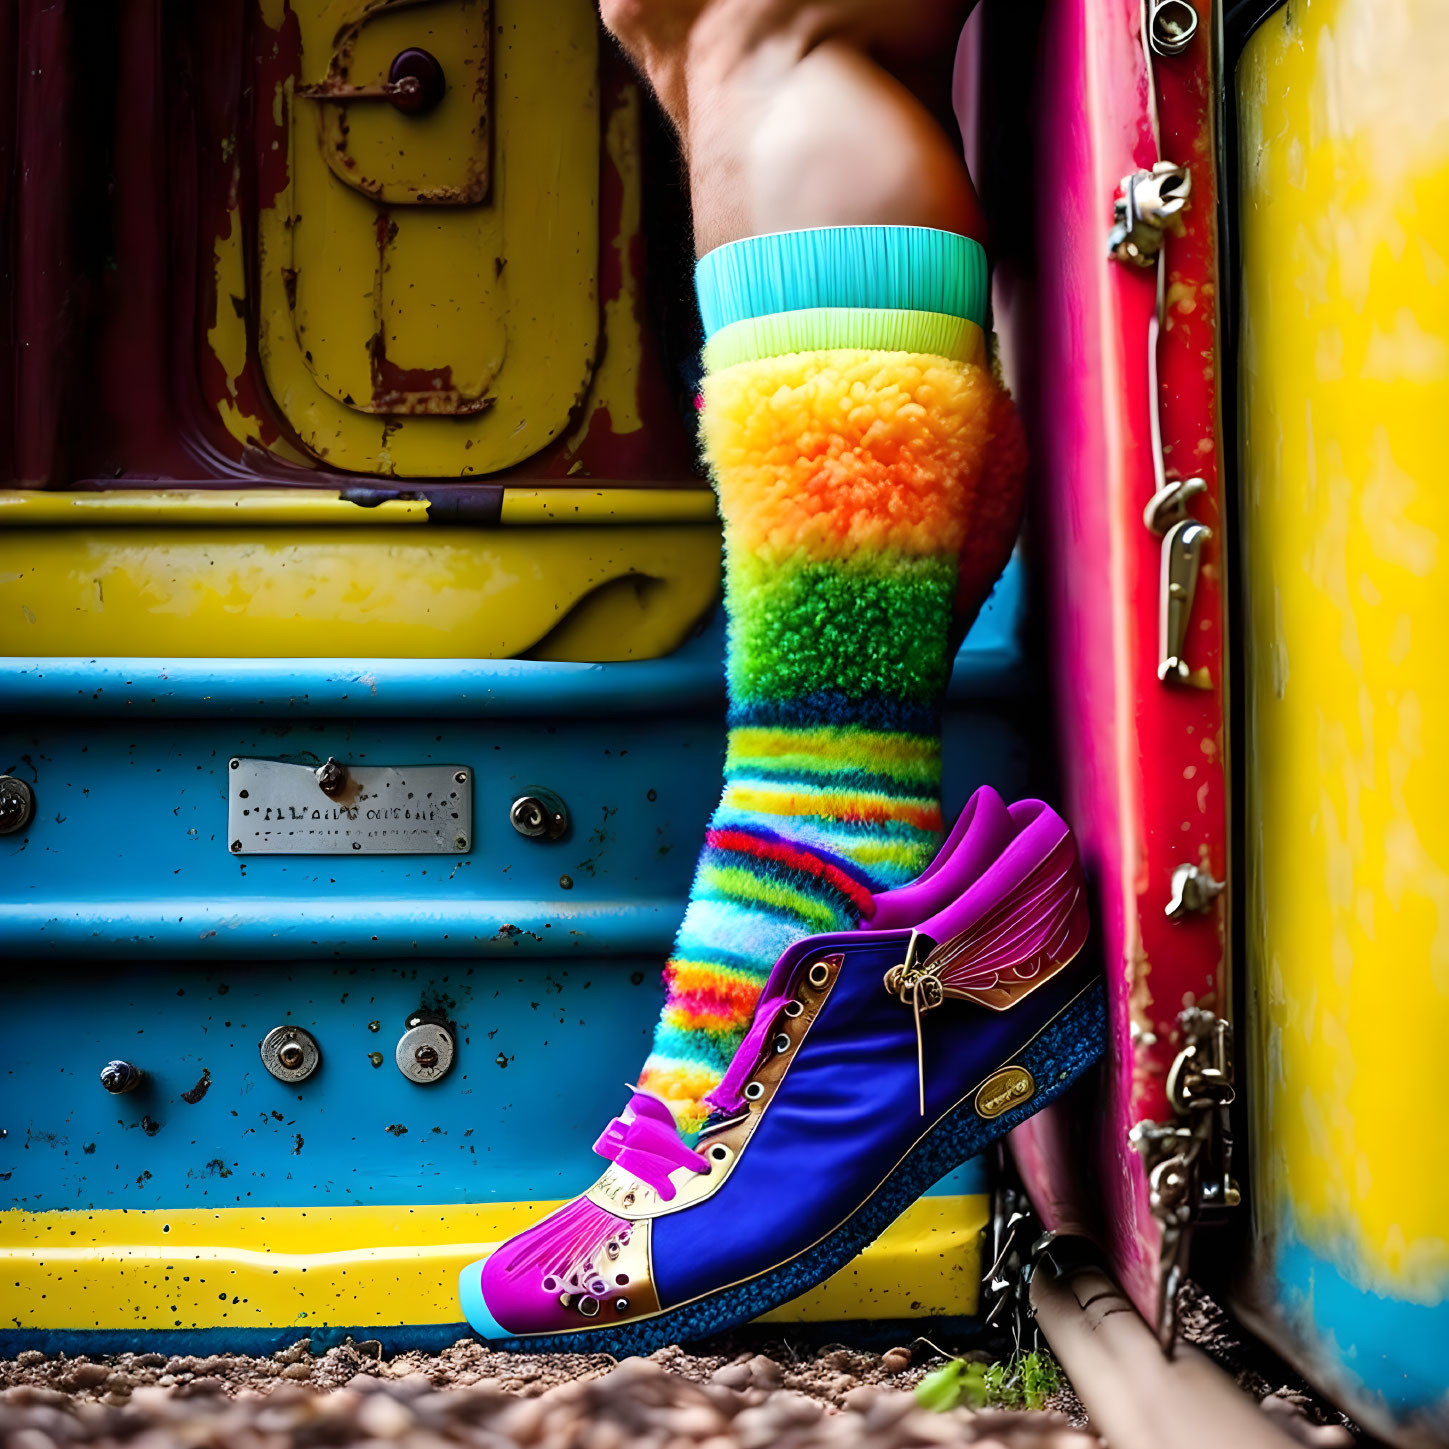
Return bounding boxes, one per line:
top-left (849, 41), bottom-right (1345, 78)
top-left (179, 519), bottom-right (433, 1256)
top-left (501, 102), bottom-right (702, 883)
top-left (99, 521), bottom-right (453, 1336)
top-left (578, 1296), bottom-right (600, 1318)
top-left (615, 1298), bottom-right (630, 1313)
top-left (784, 999), bottom-right (803, 1017)
top-left (615, 1272), bottom-right (630, 1286)
top-left (744, 1081), bottom-right (764, 1101)
top-left (709, 1143), bottom-right (730, 1162)
top-left (773, 1032), bottom-right (791, 1054)
top-left (807, 961), bottom-right (830, 988)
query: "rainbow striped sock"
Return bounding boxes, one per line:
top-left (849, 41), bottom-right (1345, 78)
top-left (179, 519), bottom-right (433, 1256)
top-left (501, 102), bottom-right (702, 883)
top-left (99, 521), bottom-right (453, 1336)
top-left (637, 227), bottom-right (1025, 1133)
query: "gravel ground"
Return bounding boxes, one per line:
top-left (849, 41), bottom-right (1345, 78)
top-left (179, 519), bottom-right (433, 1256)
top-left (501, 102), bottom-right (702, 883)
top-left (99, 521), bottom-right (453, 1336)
top-left (0, 1341), bottom-right (1095, 1449)
top-left (0, 1285), bottom-right (1363, 1449)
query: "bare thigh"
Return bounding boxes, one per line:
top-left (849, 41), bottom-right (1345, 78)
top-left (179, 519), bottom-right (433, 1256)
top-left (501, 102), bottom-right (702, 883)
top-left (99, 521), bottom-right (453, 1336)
top-left (601, 0), bottom-right (983, 254)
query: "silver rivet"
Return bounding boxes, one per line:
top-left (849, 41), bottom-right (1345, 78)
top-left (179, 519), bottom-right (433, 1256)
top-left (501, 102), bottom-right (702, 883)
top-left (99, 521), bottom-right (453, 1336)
top-left (614, 1298), bottom-right (629, 1313)
top-left (0, 777), bottom-right (35, 837)
top-left (709, 1144), bottom-right (730, 1162)
top-left (808, 962), bottom-right (830, 988)
top-left (396, 1020), bottom-right (455, 1084)
top-left (784, 1000), bottom-right (803, 1017)
top-left (773, 1033), bottom-right (791, 1054)
top-left (744, 1082), bottom-right (764, 1102)
top-left (260, 1025), bottom-right (322, 1083)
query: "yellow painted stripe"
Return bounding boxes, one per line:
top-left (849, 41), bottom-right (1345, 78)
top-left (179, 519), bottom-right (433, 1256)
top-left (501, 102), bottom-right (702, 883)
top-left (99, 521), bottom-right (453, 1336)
top-left (0, 1197), bottom-right (985, 1330)
top-left (0, 488), bottom-right (717, 529)
top-left (500, 488), bottom-right (718, 525)
top-left (0, 490), bottom-right (430, 526)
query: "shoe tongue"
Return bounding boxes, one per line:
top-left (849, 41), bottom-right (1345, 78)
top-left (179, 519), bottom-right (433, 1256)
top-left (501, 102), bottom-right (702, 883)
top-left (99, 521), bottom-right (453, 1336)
top-left (945, 788), bottom-right (1015, 887)
top-left (919, 804), bottom-right (1070, 944)
top-left (873, 787), bottom-right (1016, 929)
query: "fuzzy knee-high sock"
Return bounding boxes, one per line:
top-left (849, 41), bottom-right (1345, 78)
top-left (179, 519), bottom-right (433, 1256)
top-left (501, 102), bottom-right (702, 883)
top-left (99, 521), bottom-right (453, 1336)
top-left (637, 227), bottom-right (1026, 1133)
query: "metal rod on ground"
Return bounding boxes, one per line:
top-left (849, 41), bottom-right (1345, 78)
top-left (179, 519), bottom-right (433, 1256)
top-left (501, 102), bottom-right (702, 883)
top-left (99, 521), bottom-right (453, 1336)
top-left (1031, 1251), bottom-right (1299, 1449)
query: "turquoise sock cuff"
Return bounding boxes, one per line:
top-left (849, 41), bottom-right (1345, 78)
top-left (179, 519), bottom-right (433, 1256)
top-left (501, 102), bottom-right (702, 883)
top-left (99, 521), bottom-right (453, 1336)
top-left (694, 225), bottom-right (988, 339)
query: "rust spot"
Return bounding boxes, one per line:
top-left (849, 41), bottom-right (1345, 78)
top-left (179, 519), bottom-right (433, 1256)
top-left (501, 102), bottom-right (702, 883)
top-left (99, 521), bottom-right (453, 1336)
top-left (141, 1116), bottom-right (161, 1137)
top-left (180, 1069), bottom-right (212, 1105)
top-left (385, 1123), bottom-right (408, 1136)
top-left (292, 1134), bottom-right (304, 1155)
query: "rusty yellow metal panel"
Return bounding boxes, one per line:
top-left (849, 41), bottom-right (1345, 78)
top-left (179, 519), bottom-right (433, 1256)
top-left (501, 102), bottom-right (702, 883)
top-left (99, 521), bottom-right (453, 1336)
top-left (0, 490), bottom-right (721, 662)
top-left (256, 0), bottom-right (600, 472)
top-left (1236, 0), bottom-right (1449, 1432)
top-left (0, 1196), bottom-right (986, 1334)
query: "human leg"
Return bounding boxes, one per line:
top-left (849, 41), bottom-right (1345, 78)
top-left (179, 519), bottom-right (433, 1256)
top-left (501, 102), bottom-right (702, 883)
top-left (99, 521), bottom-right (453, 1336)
top-left (605, 0), bottom-right (1028, 1133)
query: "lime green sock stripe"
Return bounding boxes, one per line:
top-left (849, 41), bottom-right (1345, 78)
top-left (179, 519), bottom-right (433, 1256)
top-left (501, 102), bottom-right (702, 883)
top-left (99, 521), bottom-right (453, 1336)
top-left (703, 308), bottom-right (985, 371)
top-left (696, 863), bottom-right (847, 932)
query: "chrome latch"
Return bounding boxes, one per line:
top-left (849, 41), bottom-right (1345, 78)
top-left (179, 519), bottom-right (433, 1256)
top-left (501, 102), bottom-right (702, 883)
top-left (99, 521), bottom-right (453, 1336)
top-left (1108, 162), bottom-right (1191, 266)
top-left (1131, 1008), bottom-right (1239, 1351)
top-left (1165, 862), bottom-right (1225, 919)
top-left (1143, 477), bottom-right (1206, 536)
top-left (1158, 520), bottom-right (1212, 684)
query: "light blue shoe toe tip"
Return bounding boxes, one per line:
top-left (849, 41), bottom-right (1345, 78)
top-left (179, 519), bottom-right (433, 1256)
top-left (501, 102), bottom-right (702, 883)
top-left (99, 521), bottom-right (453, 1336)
top-left (458, 1257), bottom-right (508, 1341)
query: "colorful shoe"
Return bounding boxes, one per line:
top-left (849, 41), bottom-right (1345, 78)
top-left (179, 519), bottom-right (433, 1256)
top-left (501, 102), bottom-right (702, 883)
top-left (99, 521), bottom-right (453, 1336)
top-left (458, 801), bottom-right (1103, 1352)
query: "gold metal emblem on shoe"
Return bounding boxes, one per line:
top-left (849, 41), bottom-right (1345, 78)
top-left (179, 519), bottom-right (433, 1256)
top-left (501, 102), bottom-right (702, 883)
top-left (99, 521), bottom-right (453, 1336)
top-left (975, 1065), bottom-right (1035, 1119)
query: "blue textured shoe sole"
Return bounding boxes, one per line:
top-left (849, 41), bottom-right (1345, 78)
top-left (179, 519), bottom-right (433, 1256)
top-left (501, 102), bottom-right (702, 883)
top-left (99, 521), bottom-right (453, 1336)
top-left (466, 978), bottom-right (1106, 1353)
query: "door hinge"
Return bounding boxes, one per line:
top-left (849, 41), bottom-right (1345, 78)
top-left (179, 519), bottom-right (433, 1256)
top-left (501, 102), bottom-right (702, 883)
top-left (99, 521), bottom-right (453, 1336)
top-left (1130, 1007), bottom-right (1240, 1351)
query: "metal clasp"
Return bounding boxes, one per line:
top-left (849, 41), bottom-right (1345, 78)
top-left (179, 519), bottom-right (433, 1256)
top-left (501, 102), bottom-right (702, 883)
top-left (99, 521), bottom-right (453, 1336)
top-left (1158, 520), bottom-right (1211, 684)
top-left (1108, 162), bottom-right (1191, 267)
top-left (1131, 1008), bottom-right (1239, 1350)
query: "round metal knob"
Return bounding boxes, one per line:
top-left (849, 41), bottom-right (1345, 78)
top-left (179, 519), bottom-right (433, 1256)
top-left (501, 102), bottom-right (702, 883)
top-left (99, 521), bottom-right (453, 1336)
top-left (395, 1020), bottom-right (454, 1084)
top-left (510, 790), bottom-right (569, 841)
top-left (387, 48), bottom-right (446, 115)
top-left (0, 777), bottom-right (34, 836)
top-left (100, 1061), bottom-right (143, 1094)
top-left (260, 1025), bottom-right (321, 1083)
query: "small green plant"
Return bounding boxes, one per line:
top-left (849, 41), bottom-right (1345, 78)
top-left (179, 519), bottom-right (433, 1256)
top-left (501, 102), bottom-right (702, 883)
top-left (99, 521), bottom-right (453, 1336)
top-left (914, 1348), bottom-right (1063, 1412)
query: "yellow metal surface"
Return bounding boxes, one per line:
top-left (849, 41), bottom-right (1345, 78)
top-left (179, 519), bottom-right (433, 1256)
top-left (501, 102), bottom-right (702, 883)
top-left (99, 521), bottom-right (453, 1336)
top-left (255, 0), bottom-right (600, 471)
top-left (0, 489), bottom-right (717, 528)
top-left (0, 489), bottom-right (721, 661)
top-left (0, 524), bottom-right (720, 661)
top-left (0, 1195), bottom-right (986, 1332)
top-left (1239, 0), bottom-right (1449, 1297)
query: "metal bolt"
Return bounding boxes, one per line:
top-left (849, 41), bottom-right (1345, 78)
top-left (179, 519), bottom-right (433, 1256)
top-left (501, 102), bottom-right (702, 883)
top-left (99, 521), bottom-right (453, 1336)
top-left (386, 47), bottom-right (446, 115)
top-left (510, 790), bottom-right (569, 841)
top-left (315, 757), bottom-right (348, 798)
top-left (0, 777), bottom-right (35, 836)
top-left (100, 1060), bottom-right (143, 1094)
top-left (454, 771), bottom-right (468, 785)
top-left (414, 1044), bottom-right (440, 1069)
top-left (278, 1042), bottom-right (305, 1071)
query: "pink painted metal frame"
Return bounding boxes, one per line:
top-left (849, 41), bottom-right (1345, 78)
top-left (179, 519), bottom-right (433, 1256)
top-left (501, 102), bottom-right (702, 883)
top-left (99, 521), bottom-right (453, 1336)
top-left (964, 0), bottom-right (1229, 1321)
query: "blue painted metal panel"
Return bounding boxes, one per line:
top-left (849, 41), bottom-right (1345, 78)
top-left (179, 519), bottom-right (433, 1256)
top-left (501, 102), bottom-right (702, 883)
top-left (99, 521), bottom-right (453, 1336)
top-left (0, 958), bottom-right (987, 1211)
top-left (2, 559), bottom-right (1035, 1217)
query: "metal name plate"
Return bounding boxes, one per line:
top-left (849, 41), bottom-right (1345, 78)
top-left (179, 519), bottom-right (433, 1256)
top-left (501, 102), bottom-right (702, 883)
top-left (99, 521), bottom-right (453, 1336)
top-left (228, 758), bottom-right (472, 855)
